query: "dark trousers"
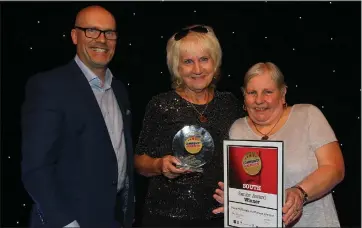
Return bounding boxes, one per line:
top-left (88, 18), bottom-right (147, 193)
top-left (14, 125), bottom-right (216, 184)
top-left (114, 192), bottom-right (123, 227)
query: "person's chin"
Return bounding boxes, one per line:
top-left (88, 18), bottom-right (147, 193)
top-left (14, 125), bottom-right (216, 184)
top-left (89, 53), bottom-right (110, 62)
top-left (192, 82), bottom-right (211, 89)
top-left (250, 114), bottom-right (269, 123)
top-left (91, 59), bottom-right (110, 67)
top-left (190, 86), bottom-right (209, 92)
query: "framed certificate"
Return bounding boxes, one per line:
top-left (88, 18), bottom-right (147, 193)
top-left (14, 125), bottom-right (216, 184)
top-left (223, 140), bottom-right (284, 227)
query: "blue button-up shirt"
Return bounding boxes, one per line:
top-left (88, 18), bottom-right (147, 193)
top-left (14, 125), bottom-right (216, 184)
top-left (74, 55), bottom-right (127, 192)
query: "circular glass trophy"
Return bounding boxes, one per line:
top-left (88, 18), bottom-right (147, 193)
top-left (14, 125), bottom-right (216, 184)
top-left (172, 125), bottom-right (214, 172)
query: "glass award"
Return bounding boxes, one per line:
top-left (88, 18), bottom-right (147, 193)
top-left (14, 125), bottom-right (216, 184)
top-left (172, 125), bottom-right (214, 172)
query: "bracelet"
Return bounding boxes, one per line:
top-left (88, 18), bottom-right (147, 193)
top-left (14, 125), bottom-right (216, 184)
top-left (291, 185), bottom-right (308, 205)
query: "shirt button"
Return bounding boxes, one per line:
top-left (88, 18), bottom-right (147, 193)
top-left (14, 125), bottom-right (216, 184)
top-left (112, 181), bottom-right (117, 186)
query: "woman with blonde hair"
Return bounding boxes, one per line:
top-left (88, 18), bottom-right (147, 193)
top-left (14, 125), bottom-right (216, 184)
top-left (134, 25), bottom-right (245, 227)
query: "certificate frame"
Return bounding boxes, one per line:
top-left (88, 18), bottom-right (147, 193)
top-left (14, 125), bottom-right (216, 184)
top-left (223, 140), bottom-right (284, 227)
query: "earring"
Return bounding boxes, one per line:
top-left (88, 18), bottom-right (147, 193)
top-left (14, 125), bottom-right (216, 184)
top-left (243, 104), bottom-right (247, 111)
top-left (284, 102), bottom-right (288, 109)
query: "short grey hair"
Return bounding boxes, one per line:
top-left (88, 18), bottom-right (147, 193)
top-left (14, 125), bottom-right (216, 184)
top-left (241, 62), bottom-right (287, 95)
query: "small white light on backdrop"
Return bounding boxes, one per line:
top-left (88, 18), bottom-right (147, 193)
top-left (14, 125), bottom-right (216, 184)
top-left (129, 43), bottom-right (132, 46)
top-left (37, 21), bottom-right (40, 24)
top-left (133, 13), bottom-right (136, 16)
top-left (194, 10), bottom-right (196, 13)
top-left (295, 85), bottom-right (298, 88)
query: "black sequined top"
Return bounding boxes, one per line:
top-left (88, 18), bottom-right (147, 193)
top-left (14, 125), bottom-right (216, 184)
top-left (135, 90), bottom-right (245, 221)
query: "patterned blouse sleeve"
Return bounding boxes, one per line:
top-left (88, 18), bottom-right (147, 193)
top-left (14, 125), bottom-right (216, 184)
top-left (230, 92), bottom-right (246, 118)
top-left (225, 92), bottom-right (246, 139)
top-left (135, 96), bottom-right (161, 156)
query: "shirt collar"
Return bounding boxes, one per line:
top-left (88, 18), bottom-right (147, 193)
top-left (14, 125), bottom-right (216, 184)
top-left (74, 55), bottom-right (113, 91)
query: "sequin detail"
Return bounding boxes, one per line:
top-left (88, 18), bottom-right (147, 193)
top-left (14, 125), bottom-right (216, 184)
top-left (135, 90), bottom-right (245, 221)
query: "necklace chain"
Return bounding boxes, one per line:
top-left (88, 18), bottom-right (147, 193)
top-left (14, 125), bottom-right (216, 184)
top-left (185, 91), bottom-right (210, 122)
top-left (250, 110), bottom-right (284, 140)
top-left (189, 101), bottom-right (209, 116)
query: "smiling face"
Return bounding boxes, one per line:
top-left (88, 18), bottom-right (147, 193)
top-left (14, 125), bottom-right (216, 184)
top-left (71, 6), bottom-right (116, 73)
top-left (177, 37), bottom-right (215, 93)
top-left (244, 71), bottom-right (286, 126)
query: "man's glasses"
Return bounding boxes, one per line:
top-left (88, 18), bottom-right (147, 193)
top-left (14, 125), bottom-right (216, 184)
top-left (174, 25), bottom-right (209, 41)
top-left (75, 26), bottom-right (118, 40)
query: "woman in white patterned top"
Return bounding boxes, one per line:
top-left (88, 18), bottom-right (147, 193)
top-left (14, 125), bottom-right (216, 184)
top-left (212, 62), bottom-right (345, 227)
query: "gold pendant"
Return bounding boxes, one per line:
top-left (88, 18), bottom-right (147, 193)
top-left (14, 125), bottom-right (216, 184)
top-left (199, 115), bottom-right (208, 123)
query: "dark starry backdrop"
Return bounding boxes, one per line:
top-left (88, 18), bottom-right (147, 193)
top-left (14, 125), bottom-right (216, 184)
top-left (1, 1), bottom-right (361, 227)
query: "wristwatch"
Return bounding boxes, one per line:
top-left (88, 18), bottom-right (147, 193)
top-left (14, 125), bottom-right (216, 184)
top-left (292, 185), bottom-right (308, 205)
